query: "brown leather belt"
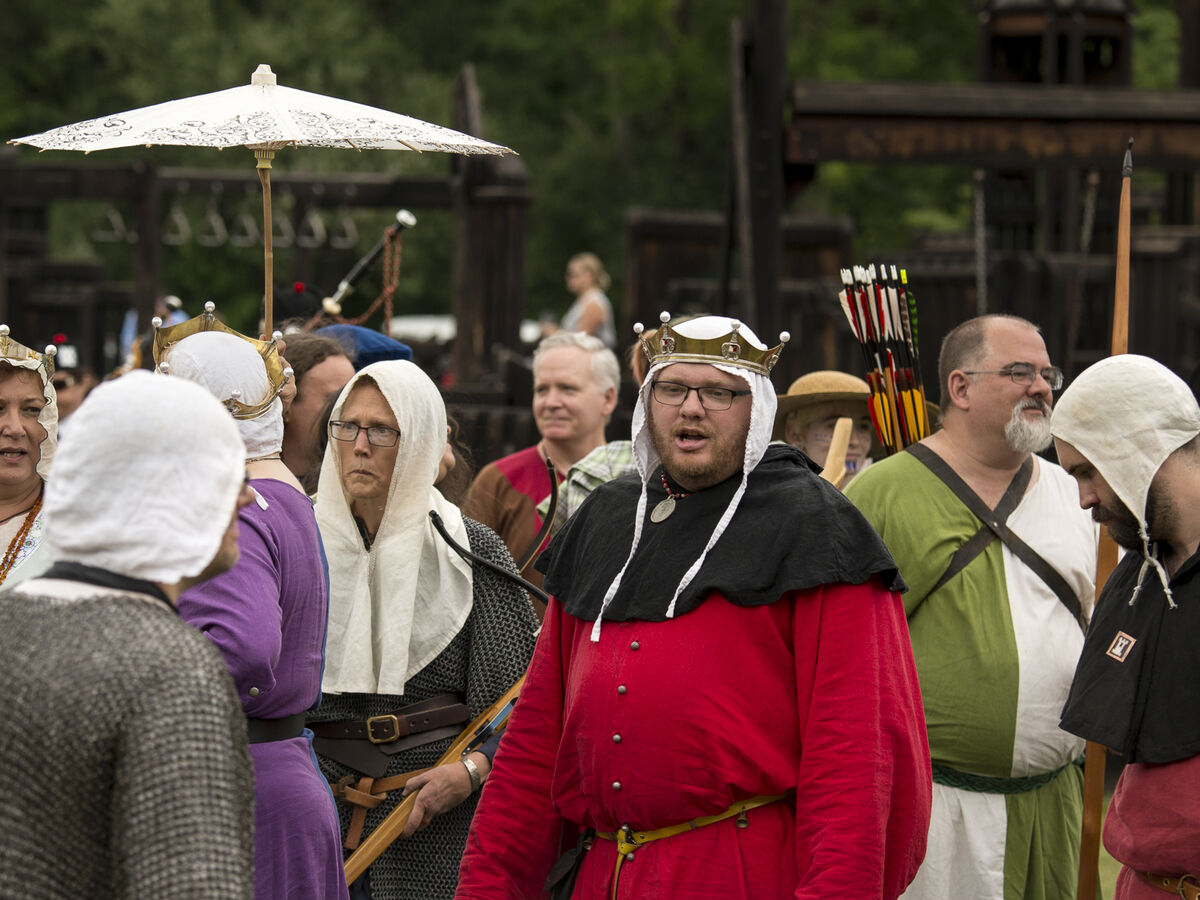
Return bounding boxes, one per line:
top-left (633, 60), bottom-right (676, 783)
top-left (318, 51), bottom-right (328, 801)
top-left (1138, 870), bottom-right (1200, 900)
top-left (310, 693), bottom-right (470, 779)
top-left (310, 693), bottom-right (469, 745)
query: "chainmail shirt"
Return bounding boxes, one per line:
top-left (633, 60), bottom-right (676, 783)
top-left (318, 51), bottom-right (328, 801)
top-left (310, 519), bottom-right (539, 900)
top-left (0, 579), bottom-right (254, 899)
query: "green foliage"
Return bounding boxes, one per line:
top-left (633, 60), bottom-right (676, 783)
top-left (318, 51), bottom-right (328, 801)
top-left (1132, 3), bottom-right (1180, 90)
top-left (0, 0), bottom-right (1192, 337)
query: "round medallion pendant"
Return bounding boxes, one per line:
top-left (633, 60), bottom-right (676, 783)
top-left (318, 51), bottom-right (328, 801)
top-left (650, 497), bottom-right (676, 523)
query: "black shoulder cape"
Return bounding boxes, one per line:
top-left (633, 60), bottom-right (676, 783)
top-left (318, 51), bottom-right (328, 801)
top-left (536, 443), bottom-right (904, 622)
top-left (1059, 545), bottom-right (1200, 764)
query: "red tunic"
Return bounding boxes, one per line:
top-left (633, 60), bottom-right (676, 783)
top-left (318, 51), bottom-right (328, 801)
top-left (1105, 755), bottom-right (1200, 899)
top-left (455, 583), bottom-right (931, 899)
top-left (464, 446), bottom-right (560, 594)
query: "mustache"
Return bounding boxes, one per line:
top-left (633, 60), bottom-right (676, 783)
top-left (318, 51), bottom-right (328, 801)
top-left (1015, 398), bottom-right (1052, 415)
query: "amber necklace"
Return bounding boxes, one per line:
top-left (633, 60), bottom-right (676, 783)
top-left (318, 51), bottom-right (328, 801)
top-left (0, 491), bottom-right (42, 586)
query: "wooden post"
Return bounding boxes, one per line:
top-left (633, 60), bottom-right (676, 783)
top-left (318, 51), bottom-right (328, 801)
top-left (451, 64), bottom-right (530, 389)
top-left (1076, 138), bottom-right (1133, 900)
top-left (731, 0), bottom-right (787, 336)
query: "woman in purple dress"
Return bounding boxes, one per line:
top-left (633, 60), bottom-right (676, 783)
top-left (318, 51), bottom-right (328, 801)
top-left (163, 322), bottom-right (350, 900)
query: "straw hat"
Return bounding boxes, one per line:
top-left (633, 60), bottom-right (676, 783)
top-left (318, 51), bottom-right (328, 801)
top-left (772, 371), bottom-right (871, 441)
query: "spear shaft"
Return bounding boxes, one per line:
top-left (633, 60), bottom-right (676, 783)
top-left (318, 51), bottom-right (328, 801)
top-left (1076, 137), bottom-right (1133, 900)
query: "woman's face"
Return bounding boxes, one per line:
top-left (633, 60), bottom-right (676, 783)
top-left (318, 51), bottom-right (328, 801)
top-left (565, 260), bottom-right (596, 295)
top-left (788, 400), bottom-right (874, 472)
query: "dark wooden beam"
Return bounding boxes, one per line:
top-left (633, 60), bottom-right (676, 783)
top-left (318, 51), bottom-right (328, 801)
top-left (0, 163), bottom-right (454, 207)
top-left (788, 82), bottom-right (1200, 169)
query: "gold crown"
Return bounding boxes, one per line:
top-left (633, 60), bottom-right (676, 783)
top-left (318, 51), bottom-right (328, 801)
top-left (0, 325), bottom-right (56, 380)
top-left (151, 302), bottom-right (292, 420)
top-left (634, 312), bottom-right (789, 377)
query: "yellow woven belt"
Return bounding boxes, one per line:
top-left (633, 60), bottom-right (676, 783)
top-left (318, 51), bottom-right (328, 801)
top-left (593, 794), bottom-right (784, 900)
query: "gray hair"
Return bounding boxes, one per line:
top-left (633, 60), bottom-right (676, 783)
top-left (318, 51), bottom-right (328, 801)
top-left (937, 314), bottom-right (1041, 412)
top-left (533, 331), bottom-right (621, 395)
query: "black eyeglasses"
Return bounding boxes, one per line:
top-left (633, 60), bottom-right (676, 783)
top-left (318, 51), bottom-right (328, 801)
top-left (651, 380), bottom-right (751, 410)
top-left (961, 363), bottom-right (1064, 391)
top-left (329, 420), bottom-right (401, 447)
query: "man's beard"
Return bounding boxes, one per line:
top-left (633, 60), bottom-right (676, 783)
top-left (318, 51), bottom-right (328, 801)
top-left (1094, 481), bottom-right (1174, 552)
top-left (1004, 399), bottom-right (1053, 453)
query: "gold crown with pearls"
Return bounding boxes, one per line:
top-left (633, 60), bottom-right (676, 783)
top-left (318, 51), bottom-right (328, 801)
top-left (0, 325), bottom-right (56, 380)
top-left (634, 311), bottom-right (789, 377)
top-left (151, 302), bottom-right (291, 420)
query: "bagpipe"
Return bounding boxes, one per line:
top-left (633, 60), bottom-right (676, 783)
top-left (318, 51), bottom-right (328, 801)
top-left (837, 263), bottom-right (931, 455)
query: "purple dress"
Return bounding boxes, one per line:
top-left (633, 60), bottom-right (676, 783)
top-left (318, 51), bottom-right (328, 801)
top-left (179, 478), bottom-right (349, 900)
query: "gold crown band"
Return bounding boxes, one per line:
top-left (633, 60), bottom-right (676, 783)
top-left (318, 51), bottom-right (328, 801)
top-left (635, 312), bottom-right (788, 377)
top-left (151, 302), bottom-right (291, 421)
top-left (0, 325), bottom-right (57, 381)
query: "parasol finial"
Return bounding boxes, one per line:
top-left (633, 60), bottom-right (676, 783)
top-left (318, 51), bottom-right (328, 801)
top-left (251, 64), bottom-right (277, 87)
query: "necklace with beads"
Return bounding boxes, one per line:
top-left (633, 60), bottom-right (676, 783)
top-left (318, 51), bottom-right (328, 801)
top-left (0, 491), bottom-right (42, 586)
top-left (651, 472), bottom-right (689, 523)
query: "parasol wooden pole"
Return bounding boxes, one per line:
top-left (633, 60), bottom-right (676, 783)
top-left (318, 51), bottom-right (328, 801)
top-left (1076, 137), bottom-right (1133, 900)
top-left (254, 148), bottom-right (276, 334)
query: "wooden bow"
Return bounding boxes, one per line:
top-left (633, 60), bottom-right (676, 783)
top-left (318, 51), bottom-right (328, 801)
top-left (343, 676), bottom-right (525, 884)
top-left (1076, 137), bottom-right (1132, 900)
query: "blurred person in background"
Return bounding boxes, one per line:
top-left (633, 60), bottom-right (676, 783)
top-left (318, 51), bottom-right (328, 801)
top-left (541, 252), bottom-right (617, 349)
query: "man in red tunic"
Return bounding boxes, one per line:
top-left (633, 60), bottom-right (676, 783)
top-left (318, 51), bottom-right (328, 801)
top-left (464, 332), bottom-right (619, 608)
top-left (455, 313), bottom-right (931, 900)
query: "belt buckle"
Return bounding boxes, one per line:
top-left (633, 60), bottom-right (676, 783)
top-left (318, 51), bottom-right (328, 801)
top-left (1179, 874), bottom-right (1200, 899)
top-left (366, 714), bottom-right (400, 744)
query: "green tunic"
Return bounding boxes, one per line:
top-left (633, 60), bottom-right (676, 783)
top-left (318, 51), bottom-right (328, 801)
top-left (846, 449), bottom-right (1096, 900)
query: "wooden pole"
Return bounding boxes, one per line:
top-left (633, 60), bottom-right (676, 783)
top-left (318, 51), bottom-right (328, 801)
top-left (1076, 137), bottom-right (1132, 900)
top-left (254, 148), bottom-right (276, 334)
top-left (818, 417), bottom-right (853, 489)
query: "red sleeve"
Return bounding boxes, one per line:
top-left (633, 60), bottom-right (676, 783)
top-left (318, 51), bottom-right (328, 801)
top-left (792, 579), bottom-right (931, 900)
top-left (456, 598), bottom-right (571, 900)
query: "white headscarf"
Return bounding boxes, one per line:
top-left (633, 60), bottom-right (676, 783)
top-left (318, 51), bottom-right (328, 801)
top-left (593, 315), bottom-right (779, 640)
top-left (1051, 353), bottom-right (1200, 606)
top-left (1, 353), bottom-right (58, 481)
top-left (316, 360), bottom-right (474, 696)
top-left (163, 331), bottom-right (283, 458)
top-left (42, 370), bottom-right (245, 583)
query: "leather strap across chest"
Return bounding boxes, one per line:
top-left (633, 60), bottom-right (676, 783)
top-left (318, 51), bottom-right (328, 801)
top-left (906, 443), bottom-right (1085, 632)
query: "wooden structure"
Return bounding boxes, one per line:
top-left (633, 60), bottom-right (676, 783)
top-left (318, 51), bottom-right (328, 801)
top-left (784, 0), bottom-right (1200, 382)
top-left (623, 208), bottom-right (853, 388)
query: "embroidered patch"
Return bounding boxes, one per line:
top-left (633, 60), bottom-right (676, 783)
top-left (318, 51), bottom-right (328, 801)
top-left (1106, 631), bottom-right (1137, 662)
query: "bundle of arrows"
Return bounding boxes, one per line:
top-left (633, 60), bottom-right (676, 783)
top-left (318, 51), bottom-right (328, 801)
top-left (837, 264), bottom-right (931, 454)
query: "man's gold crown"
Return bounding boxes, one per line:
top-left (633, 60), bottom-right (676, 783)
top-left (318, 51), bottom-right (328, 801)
top-left (151, 302), bottom-right (291, 420)
top-left (0, 325), bottom-right (56, 380)
top-left (635, 312), bottom-right (789, 377)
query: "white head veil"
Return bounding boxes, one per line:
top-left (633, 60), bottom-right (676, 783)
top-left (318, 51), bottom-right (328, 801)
top-left (42, 370), bottom-right (245, 583)
top-left (316, 360), bottom-right (474, 696)
top-left (593, 314), bottom-right (779, 640)
top-left (0, 351), bottom-right (58, 481)
top-left (163, 331), bottom-right (283, 458)
top-left (1051, 353), bottom-right (1200, 606)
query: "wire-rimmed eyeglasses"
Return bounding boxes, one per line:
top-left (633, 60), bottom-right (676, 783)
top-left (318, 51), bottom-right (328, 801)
top-left (329, 420), bottom-right (401, 447)
top-left (961, 363), bottom-right (1064, 391)
top-left (650, 380), bottom-right (751, 410)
